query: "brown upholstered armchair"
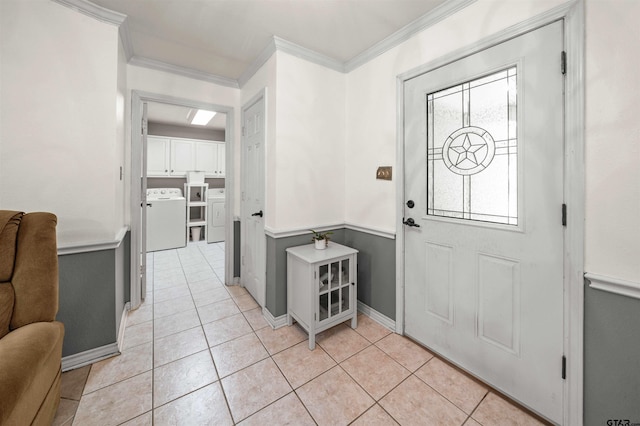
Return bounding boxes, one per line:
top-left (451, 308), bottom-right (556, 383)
top-left (0, 211), bottom-right (65, 425)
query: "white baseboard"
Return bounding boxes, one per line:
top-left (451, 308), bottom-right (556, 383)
top-left (357, 301), bottom-right (396, 331)
top-left (62, 343), bottom-right (120, 372)
top-left (262, 302), bottom-right (395, 331)
top-left (117, 302), bottom-right (131, 352)
top-left (262, 307), bottom-right (288, 329)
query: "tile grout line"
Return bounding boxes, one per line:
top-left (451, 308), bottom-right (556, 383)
top-left (183, 243), bottom-right (236, 425)
top-left (150, 251), bottom-right (156, 424)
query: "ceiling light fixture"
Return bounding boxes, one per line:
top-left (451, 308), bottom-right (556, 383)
top-left (189, 109), bottom-right (216, 126)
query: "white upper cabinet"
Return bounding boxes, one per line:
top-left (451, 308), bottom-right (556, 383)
top-left (170, 140), bottom-right (195, 176)
top-left (195, 142), bottom-right (223, 177)
top-left (216, 142), bottom-right (226, 177)
top-left (147, 137), bottom-right (170, 176)
top-left (147, 137), bottom-right (225, 178)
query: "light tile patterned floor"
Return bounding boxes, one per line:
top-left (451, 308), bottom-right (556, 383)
top-left (53, 241), bottom-right (548, 426)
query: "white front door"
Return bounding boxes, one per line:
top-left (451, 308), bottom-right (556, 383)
top-left (241, 93), bottom-right (266, 307)
top-left (403, 22), bottom-right (564, 422)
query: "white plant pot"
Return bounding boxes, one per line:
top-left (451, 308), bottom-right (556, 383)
top-left (314, 239), bottom-right (327, 250)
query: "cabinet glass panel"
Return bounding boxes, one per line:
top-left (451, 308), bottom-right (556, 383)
top-left (341, 259), bottom-right (350, 285)
top-left (330, 261), bottom-right (340, 288)
top-left (319, 264), bottom-right (329, 292)
top-left (342, 286), bottom-right (350, 312)
top-left (319, 293), bottom-right (329, 321)
top-left (330, 289), bottom-right (340, 316)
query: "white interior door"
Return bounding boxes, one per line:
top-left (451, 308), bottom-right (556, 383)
top-left (403, 22), bottom-right (565, 422)
top-left (241, 93), bottom-right (266, 307)
top-left (140, 102), bottom-right (149, 300)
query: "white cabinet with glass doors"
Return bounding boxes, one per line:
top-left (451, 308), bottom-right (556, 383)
top-left (286, 243), bottom-right (358, 350)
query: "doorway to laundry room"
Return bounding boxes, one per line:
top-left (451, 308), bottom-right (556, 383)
top-left (145, 100), bottom-right (228, 288)
top-left (130, 92), bottom-right (235, 311)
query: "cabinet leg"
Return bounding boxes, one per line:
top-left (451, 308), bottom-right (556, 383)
top-left (287, 314), bottom-right (293, 326)
top-left (351, 314), bottom-right (358, 329)
top-left (309, 335), bottom-right (315, 350)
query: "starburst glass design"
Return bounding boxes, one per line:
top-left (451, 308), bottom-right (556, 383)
top-left (427, 67), bottom-right (518, 225)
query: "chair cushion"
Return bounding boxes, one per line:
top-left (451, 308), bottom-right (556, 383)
top-left (0, 211), bottom-right (23, 282)
top-left (0, 321), bottom-right (64, 425)
top-left (0, 283), bottom-right (14, 339)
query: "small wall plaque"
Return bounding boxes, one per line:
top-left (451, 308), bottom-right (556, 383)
top-left (376, 166), bottom-right (392, 181)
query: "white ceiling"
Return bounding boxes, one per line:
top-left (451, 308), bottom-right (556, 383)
top-left (146, 103), bottom-right (227, 130)
top-left (89, 0), bottom-right (448, 81)
top-left (86, 0), bottom-right (452, 129)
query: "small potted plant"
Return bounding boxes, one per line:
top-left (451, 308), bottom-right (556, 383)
top-left (310, 229), bottom-right (333, 250)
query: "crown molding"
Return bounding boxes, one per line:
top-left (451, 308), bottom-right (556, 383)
top-left (344, 0), bottom-right (477, 72)
top-left (238, 35), bottom-right (346, 87)
top-left (129, 56), bottom-right (240, 89)
top-left (51, 0), bottom-right (479, 89)
top-left (50, 0), bottom-right (134, 60)
top-left (237, 37), bottom-right (278, 88)
top-left (51, 0), bottom-right (126, 26)
top-left (118, 20), bottom-right (134, 61)
top-left (238, 1), bottom-right (476, 86)
top-left (273, 36), bottom-right (345, 73)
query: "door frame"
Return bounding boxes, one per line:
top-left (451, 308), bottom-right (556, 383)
top-left (130, 90), bottom-right (235, 309)
top-left (240, 88), bottom-right (267, 307)
top-left (395, 2), bottom-right (584, 424)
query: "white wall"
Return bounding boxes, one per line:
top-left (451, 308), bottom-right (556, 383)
top-left (0, 0), bottom-right (122, 245)
top-left (345, 0), bottom-right (569, 234)
top-left (125, 65), bottom-right (241, 216)
top-left (272, 52), bottom-right (346, 231)
top-left (584, 0), bottom-right (640, 283)
top-left (240, 50), bottom-right (347, 233)
top-left (116, 34), bottom-right (128, 234)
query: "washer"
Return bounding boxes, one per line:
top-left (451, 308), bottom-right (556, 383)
top-left (146, 188), bottom-right (186, 251)
top-left (207, 188), bottom-right (225, 243)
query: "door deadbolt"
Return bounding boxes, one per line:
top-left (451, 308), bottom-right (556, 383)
top-left (406, 200), bottom-right (415, 208)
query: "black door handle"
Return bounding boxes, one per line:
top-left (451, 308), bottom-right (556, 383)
top-left (403, 217), bottom-right (420, 227)
top-left (252, 210), bottom-right (263, 217)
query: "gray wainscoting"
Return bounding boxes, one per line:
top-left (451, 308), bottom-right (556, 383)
top-left (57, 232), bottom-right (131, 359)
top-left (234, 220), bottom-right (241, 277)
top-left (264, 228), bottom-right (395, 321)
top-left (265, 229), bottom-right (346, 317)
top-left (584, 279), bottom-right (640, 425)
top-left (343, 228), bottom-right (396, 320)
top-left (115, 232), bottom-right (130, 336)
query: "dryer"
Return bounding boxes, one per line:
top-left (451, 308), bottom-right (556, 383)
top-left (207, 188), bottom-right (225, 243)
top-left (146, 188), bottom-right (186, 251)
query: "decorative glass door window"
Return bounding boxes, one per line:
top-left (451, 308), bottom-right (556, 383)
top-left (427, 67), bottom-right (518, 225)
